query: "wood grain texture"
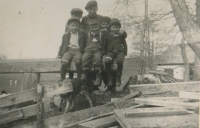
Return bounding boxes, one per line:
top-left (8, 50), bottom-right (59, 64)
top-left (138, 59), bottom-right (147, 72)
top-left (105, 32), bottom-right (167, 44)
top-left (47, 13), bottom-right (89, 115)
top-left (129, 81), bottom-right (200, 94)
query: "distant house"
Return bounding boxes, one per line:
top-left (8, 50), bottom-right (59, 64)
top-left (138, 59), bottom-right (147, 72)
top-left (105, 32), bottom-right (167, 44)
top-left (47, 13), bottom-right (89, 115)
top-left (156, 44), bottom-right (195, 80)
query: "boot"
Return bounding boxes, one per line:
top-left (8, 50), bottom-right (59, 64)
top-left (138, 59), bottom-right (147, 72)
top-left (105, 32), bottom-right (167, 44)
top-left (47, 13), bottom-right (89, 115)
top-left (93, 72), bottom-right (101, 86)
top-left (116, 75), bottom-right (121, 87)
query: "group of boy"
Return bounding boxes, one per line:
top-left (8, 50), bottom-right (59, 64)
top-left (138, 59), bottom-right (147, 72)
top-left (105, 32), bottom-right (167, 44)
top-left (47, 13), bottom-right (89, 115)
top-left (57, 0), bottom-right (128, 92)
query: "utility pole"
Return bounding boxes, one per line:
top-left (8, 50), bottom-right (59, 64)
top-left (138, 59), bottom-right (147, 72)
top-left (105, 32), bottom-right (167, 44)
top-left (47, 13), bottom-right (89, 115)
top-left (139, 0), bottom-right (148, 75)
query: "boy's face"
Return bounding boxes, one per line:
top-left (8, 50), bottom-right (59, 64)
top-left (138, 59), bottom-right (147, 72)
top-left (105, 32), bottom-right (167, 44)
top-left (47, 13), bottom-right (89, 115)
top-left (110, 25), bottom-right (120, 34)
top-left (101, 22), bottom-right (109, 29)
top-left (71, 14), bottom-right (82, 20)
top-left (68, 21), bottom-right (79, 33)
top-left (87, 7), bottom-right (98, 17)
top-left (89, 24), bottom-right (100, 34)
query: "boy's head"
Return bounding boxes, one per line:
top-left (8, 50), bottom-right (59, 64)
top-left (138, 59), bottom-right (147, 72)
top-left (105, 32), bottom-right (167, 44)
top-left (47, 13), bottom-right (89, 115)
top-left (85, 0), bottom-right (98, 17)
top-left (70, 8), bottom-right (83, 20)
top-left (101, 16), bottom-right (111, 29)
top-left (109, 18), bottom-right (121, 34)
top-left (89, 19), bottom-right (100, 34)
top-left (67, 18), bottom-right (80, 33)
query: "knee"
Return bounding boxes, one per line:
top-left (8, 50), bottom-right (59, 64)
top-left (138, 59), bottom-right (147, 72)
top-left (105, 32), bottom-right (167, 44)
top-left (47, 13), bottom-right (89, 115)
top-left (75, 60), bottom-right (81, 65)
top-left (117, 60), bottom-right (124, 64)
top-left (104, 57), bottom-right (112, 64)
top-left (61, 61), bottom-right (68, 67)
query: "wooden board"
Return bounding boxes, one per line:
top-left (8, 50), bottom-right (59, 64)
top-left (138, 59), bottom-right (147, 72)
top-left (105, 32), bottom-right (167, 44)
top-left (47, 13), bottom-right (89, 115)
top-left (135, 97), bottom-right (199, 110)
top-left (0, 82), bottom-right (72, 108)
top-left (114, 108), bottom-right (199, 128)
top-left (79, 116), bottom-right (117, 128)
top-left (0, 98), bottom-right (53, 124)
top-left (129, 81), bottom-right (200, 94)
top-left (179, 91), bottom-right (200, 99)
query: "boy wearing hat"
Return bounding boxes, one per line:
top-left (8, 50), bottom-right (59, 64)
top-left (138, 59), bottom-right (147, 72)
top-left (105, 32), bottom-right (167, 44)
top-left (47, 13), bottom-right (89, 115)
top-left (57, 18), bottom-right (86, 81)
top-left (65, 8), bottom-right (83, 33)
top-left (81, 19), bottom-right (104, 86)
top-left (103, 18), bottom-right (128, 89)
top-left (81, 0), bottom-right (104, 33)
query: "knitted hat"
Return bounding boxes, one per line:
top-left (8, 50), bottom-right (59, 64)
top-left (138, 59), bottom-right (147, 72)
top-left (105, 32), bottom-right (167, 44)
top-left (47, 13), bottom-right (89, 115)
top-left (109, 18), bottom-right (121, 29)
top-left (70, 8), bottom-right (83, 15)
top-left (89, 19), bottom-right (99, 26)
top-left (67, 17), bottom-right (80, 25)
top-left (101, 16), bottom-right (111, 23)
top-left (85, 0), bottom-right (98, 10)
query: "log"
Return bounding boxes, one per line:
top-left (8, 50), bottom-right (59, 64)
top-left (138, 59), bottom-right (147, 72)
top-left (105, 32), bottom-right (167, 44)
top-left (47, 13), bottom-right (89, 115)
top-left (129, 81), bottom-right (200, 94)
top-left (179, 91), bottom-right (200, 99)
top-left (0, 82), bottom-right (73, 108)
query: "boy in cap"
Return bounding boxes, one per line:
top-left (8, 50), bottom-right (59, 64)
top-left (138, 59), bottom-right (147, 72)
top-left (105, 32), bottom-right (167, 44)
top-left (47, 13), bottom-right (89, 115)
top-left (65, 8), bottom-right (83, 33)
top-left (57, 18), bottom-right (86, 81)
top-left (103, 18), bottom-right (128, 89)
top-left (81, 0), bottom-right (104, 33)
top-left (81, 19), bottom-right (104, 86)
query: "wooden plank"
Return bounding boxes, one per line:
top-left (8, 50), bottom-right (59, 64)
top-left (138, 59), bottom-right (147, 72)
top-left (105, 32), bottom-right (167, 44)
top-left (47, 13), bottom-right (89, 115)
top-left (0, 82), bottom-right (73, 108)
top-left (129, 81), bottom-right (200, 94)
top-left (125, 109), bottom-right (188, 118)
top-left (79, 116), bottom-right (117, 128)
top-left (0, 98), bottom-right (53, 124)
top-left (135, 97), bottom-right (199, 110)
top-left (114, 108), bottom-right (199, 128)
top-left (37, 84), bottom-right (43, 128)
top-left (179, 91), bottom-right (200, 99)
top-left (0, 109), bottom-right (23, 124)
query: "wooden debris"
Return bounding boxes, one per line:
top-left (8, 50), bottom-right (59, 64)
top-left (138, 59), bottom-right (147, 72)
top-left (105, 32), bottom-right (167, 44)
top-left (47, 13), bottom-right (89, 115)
top-left (129, 81), bottom-right (200, 94)
top-left (37, 84), bottom-right (43, 128)
top-left (0, 109), bottom-right (23, 124)
top-left (179, 91), bottom-right (200, 99)
top-left (114, 107), bottom-right (199, 128)
top-left (79, 116), bottom-right (117, 128)
top-left (135, 97), bottom-right (199, 110)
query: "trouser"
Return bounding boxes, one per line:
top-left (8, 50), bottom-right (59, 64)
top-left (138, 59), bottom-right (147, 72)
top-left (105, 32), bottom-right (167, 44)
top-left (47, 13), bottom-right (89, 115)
top-left (61, 48), bottom-right (82, 79)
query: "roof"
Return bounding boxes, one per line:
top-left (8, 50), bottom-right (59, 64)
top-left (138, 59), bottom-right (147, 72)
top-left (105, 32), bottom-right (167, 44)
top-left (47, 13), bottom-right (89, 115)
top-left (156, 44), bottom-right (195, 65)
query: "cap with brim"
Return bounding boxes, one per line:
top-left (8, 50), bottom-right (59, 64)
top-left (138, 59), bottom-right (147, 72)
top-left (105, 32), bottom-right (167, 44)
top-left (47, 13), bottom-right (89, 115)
top-left (109, 18), bottom-right (121, 29)
top-left (67, 17), bottom-right (80, 25)
top-left (89, 19), bottom-right (99, 26)
top-left (70, 8), bottom-right (83, 15)
top-left (85, 0), bottom-right (97, 9)
top-left (101, 16), bottom-right (111, 23)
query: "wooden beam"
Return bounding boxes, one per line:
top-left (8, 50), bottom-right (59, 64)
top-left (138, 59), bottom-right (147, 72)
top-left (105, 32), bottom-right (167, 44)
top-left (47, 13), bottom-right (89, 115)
top-left (179, 91), bottom-right (200, 99)
top-left (79, 116), bottom-right (117, 128)
top-left (129, 81), bottom-right (200, 94)
top-left (135, 97), bottom-right (199, 110)
top-left (0, 98), bottom-right (53, 124)
top-left (0, 82), bottom-right (72, 108)
top-left (37, 84), bottom-right (43, 128)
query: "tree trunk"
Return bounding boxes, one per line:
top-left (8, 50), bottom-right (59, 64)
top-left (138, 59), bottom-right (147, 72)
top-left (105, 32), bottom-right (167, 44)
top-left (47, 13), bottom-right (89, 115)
top-left (179, 38), bottom-right (189, 81)
top-left (194, 0), bottom-right (200, 80)
top-left (170, 0), bottom-right (200, 58)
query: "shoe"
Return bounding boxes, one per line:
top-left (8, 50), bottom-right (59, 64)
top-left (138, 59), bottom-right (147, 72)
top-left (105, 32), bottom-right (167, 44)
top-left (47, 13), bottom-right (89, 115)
top-left (58, 79), bottom-right (64, 82)
top-left (93, 73), bottom-right (101, 86)
top-left (116, 76), bottom-right (121, 87)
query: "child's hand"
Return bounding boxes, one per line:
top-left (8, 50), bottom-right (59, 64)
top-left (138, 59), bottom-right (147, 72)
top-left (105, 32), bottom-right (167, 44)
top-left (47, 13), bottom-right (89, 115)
top-left (119, 29), bottom-right (125, 35)
top-left (56, 56), bottom-right (61, 59)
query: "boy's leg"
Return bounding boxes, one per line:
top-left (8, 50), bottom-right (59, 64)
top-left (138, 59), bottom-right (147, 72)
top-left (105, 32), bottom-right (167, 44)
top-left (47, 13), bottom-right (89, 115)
top-left (104, 52), bottom-right (114, 87)
top-left (60, 52), bottom-right (73, 81)
top-left (73, 51), bottom-right (82, 79)
top-left (115, 52), bottom-right (125, 86)
top-left (81, 51), bottom-right (93, 80)
top-left (92, 51), bottom-right (102, 86)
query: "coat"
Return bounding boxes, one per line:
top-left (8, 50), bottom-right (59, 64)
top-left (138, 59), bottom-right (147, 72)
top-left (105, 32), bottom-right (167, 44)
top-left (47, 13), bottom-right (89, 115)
top-left (58, 31), bottom-right (86, 57)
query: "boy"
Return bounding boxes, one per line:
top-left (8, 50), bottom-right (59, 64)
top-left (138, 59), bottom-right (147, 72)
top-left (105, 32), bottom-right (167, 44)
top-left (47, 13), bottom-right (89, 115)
top-left (57, 17), bottom-right (86, 81)
top-left (65, 8), bottom-right (83, 33)
top-left (81, 0), bottom-right (104, 33)
top-left (103, 18), bottom-right (128, 88)
top-left (81, 19), bottom-right (104, 86)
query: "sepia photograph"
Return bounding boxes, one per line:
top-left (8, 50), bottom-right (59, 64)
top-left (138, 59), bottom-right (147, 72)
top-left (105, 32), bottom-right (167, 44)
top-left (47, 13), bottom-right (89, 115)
top-left (0, 0), bottom-right (199, 127)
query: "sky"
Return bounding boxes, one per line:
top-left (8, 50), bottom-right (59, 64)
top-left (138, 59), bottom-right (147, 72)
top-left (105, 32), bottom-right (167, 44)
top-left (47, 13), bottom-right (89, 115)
top-left (0, 0), bottom-right (196, 59)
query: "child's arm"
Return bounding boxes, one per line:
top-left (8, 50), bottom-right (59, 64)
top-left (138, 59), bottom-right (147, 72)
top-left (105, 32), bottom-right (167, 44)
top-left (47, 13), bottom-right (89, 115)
top-left (119, 29), bottom-right (127, 38)
top-left (102, 35), bottom-right (107, 56)
top-left (79, 32), bottom-right (87, 53)
top-left (57, 34), bottom-right (65, 58)
top-left (123, 39), bottom-right (128, 56)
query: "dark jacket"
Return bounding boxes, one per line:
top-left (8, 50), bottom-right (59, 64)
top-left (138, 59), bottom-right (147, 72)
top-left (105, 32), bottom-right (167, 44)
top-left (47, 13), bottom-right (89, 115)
top-left (81, 14), bottom-right (104, 32)
top-left (58, 31), bottom-right (86, 57)
top-left (103, 32), bottom-right (127, 55)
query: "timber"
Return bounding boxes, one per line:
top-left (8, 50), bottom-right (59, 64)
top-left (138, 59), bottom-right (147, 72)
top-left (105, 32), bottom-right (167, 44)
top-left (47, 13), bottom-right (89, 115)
top-left (179, 91), bottom-right (200, 99)
top-left (37, 84), bottom-right (43, 128)
top-left (129, 81), bottom-right (200, 94)
top-left (0, 82), bottom-right (73, 108)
